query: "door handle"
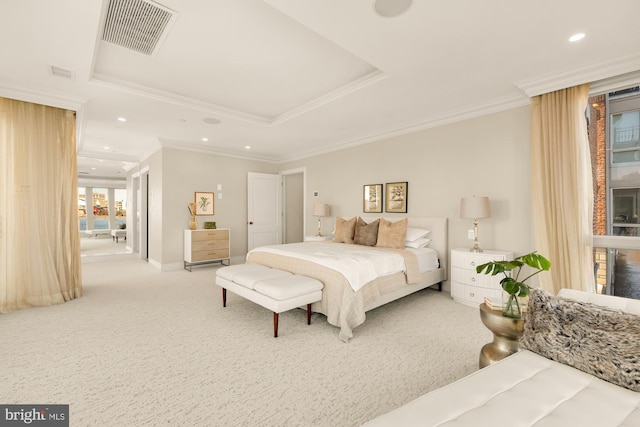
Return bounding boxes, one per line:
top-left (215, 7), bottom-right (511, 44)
top-left (248, 221), bottom-right (253, 225)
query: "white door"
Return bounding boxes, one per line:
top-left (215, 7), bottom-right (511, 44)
top-left (248, 172), bottom-right (282, 250)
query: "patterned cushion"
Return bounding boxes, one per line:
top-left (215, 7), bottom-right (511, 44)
top-left (333, 217), bottom-right (356, 244)
top-left (521, 288), bottom-right (640, 392)
top-left (353, 217), bottom-right (379, 246)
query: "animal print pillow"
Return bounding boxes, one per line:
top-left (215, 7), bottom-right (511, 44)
top-left (521, 288), bottom-right (640, 392)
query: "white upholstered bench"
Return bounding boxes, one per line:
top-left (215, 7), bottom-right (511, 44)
top-left (111, 229), bottom-right (126, 243)
top-left (215, 264), bottom-right (323, 337)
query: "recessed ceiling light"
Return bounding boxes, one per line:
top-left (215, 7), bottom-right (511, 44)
top-left (91, 167), bottom-right (96, 170)
top-left (203, 117), bottom-right (221, 125)
top-left (104, 146), bottom-right (110, 150)
top-left (244, 145), bottom-right (251, 150)
top-left (569, 33), bottom-right (585, 42)
top-left (117, 117), bottom-right (127, 122)
top-left (202, 137), bottom-right (208, 142)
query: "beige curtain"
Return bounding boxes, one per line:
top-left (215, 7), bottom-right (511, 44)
top-left (530, 84), bottom-right (595, 294)
top-left (0, 97), bottom-right (82, 313)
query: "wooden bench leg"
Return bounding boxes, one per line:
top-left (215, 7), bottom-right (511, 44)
top-left (307, 303), bottom-right (312, 325)
top-left (273, 312), bottom-right (279, 338)
top-left (222, 288), bottom-right (227, 307)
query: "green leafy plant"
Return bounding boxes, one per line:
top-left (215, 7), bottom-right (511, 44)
top-left (476, 251), bottom-right (551, 318)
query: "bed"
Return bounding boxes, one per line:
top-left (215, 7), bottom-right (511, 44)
top-left (246, 217), bottom-right (448, 341)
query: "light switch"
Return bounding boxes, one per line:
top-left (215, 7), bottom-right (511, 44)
top-left (217, 184), bottom-right (222, 191)
top-left (218, 193), bottom-right (223, 199)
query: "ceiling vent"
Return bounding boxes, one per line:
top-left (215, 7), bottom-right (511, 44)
top-left (102, 0), bottom-right (177, 56)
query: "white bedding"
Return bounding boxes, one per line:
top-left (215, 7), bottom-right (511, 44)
top-left (406, 247), bottom-right (439, 273)
top-left (248, 242), bottom-right (406, 292)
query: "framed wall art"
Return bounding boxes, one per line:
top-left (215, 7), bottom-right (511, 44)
top-left (194, 192), bottom-right (214, 215)
top-left (363, 184), bottom-right (383, 213)
top-left (385, 182), bottom-right (408, 213)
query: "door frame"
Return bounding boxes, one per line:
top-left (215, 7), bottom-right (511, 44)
top-left (280, 167), bottom-right (306, 242)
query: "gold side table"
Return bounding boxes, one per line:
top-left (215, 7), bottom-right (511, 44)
top-left (479, 303), bottom-right (525, 369)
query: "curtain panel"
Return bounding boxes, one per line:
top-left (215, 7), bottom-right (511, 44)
top-left (0, 97), bottom-right (82, 313)
top-left (530, 84), bottom-right (595, 294)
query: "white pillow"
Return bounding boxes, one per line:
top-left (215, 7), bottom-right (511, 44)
top-left (405, 228), bottom-right (430, 242)
top-left (405, 238), bottom-right (431, 249)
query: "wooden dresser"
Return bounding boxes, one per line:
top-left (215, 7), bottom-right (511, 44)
top-left (184, 228), bottom-right (230, 271)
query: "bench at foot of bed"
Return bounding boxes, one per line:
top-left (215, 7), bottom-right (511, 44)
top-left (215, 264), bottom-right (323, 337)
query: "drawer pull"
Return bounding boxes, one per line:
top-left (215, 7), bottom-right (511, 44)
top-left (470, 292), bottom-right (475, 297)
top-left (471, 277), bottom-right (476, 282)
top-left (470, 261), bottom-right (475, 266)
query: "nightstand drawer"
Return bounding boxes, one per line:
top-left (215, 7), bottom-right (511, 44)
top-left (451, 251), bottom-right (509, 270)
top-left (452, 282), bottom-right (502, 305)
top-left (451, 266), bottom-right (501, 288)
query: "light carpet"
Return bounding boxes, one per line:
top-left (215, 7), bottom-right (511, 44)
top-left (0, 255), bottom-right (492, 426)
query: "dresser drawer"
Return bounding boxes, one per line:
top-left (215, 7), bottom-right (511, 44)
top-left (191, 239), bottom-right (229, 251)
top-left (191, 248), bottom-right (230, 262)
top-left (191, 229), bottom-right (229, 242)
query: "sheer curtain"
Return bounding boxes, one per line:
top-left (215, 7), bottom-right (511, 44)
top-left (0, 97), bottom-right (82, 313)
top-left (530, 84), bottom-right (595, 294)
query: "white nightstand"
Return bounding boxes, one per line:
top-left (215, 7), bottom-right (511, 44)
top-left (450, 248), bottom-right (513, 307)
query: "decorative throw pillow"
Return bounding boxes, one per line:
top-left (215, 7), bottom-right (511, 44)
top-left (520, 288), bottom-right (640, 392)
top-left (376, 218), bottom-right (408, 249)
top-left (353, 217), bottom-right (380, 246)
top-left (333, 217), bottom-right (357, 244)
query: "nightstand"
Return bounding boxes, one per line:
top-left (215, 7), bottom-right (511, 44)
top-left (450, 248), bottom-right (513, 307)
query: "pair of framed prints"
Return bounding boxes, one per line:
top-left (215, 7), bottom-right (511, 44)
top-left (363, 182), bottom-right (408, 213)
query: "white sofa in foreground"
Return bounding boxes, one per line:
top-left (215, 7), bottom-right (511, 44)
top-left (364, 289), bottom-right (640, 427)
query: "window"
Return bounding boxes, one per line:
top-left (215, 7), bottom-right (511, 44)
top-left (589, 86), bottom-right (640, 298)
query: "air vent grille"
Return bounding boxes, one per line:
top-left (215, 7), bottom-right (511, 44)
top-left (102, 0), bottom-right (176, 56)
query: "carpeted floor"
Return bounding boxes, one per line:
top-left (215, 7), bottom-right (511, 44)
top-left (0, 254), bottom-right (492, 426)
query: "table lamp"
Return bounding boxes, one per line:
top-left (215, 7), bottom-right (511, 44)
top-left (460, 196), bottom-right (491, 252)
top-left (312, 203), bottom-right (330, 237)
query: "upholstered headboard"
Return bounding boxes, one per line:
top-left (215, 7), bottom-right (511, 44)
top-left (359, 216), bottom-right (449, 273)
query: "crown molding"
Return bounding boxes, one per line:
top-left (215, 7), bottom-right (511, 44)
top-left (270, 69), bottom-right (387, 126)
top-left (281, 94), bottom-right (530, 163)
top-left (90, 73), bottom-right (271, 125)
top-left (0, 82), bottom-right (88, 110)
top-left (516, 53), bottom-right (640, 97)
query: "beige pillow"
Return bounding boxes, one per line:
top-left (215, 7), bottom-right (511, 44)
top-left (376, 218), bottom-right (408, 249)
top-left (353, 217), bottom-right (380, 246)
top-left (333, 217), bottom-right (356, 243)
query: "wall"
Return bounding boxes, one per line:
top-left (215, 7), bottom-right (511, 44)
top-left (159, 148), bottom-right (278, 269)
top-left (281, 106), bottom-right (534, 288)
top-left (137, 105), bottom-right (534, 280)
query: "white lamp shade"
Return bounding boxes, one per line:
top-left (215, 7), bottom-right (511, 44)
top-left (460, 196), bottom-right (491, 219)
top-left (312, 203), bottom-right (330, 217)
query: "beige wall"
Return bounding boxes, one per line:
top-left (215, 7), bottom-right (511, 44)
top-left (138, 105), bottom-right (534, 277)
top-left (158, 148), bottom-right (277, 268)
top-left (281, 105), bottom-right (534, 262)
